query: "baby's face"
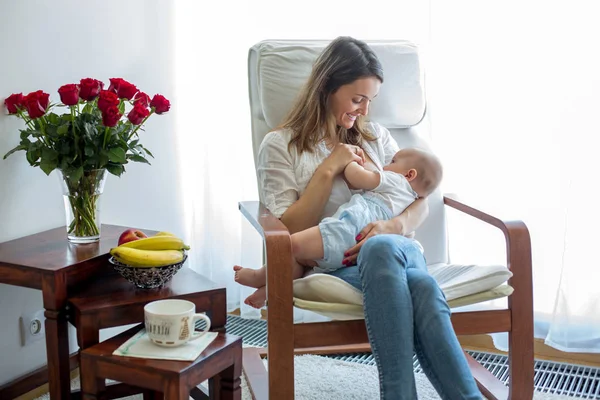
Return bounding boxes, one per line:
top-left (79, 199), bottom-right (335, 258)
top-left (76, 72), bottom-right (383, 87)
top-left (383, 151), bottom-right (412, 175)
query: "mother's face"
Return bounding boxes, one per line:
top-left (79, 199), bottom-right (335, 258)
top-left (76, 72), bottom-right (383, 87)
top-left (329, 76), bottom-right (381, 129)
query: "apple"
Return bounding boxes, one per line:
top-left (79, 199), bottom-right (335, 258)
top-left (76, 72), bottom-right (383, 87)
top-left (118, 229), bottom-right (148, 246)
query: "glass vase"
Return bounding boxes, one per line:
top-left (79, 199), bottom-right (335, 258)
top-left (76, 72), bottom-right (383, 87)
top-left (57, 169), bottom-right (108, 244)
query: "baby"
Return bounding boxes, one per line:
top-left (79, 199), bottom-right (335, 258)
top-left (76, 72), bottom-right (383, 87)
top-left (235, 147), bottom-right (443, 307)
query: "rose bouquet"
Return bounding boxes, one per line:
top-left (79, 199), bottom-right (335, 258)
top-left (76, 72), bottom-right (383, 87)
top-left (3, 78), bottom-right (171, 242)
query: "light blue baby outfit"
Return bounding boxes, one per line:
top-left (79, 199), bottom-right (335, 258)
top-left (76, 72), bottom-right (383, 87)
top-left (314, 170), bottom-right (418, 273)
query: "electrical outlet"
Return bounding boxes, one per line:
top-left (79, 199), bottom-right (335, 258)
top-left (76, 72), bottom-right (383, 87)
top-left (20, 309), bottom-right (46, 347)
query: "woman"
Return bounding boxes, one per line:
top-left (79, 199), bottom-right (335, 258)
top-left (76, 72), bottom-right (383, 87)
top-left (237, 36), bottom-right (481, 399)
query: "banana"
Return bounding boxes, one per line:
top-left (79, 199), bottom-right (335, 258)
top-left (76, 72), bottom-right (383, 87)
top-left (119, 235), bottom-right (191, 251)
top-left (110, 247), bottom-right (185, 268)
top-left (154, 231), bottom-right (176, 237)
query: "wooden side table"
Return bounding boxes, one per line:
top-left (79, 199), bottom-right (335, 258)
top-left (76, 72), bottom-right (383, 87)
top-left (80, 324), bottom-right (242, 400)
top-left (0, 225), bottom-right (126, 399)
top-left (68, 267), bottom-right (226, 397)
top-left (0, 225), bottom-right (226, 400)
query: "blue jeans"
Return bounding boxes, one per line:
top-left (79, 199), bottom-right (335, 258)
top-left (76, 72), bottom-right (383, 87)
top-left (328, 235), bottom-right (481, 400)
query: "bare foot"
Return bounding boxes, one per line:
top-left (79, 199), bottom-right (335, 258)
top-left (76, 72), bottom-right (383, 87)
top-left (244, 286), bottom-right (266, 309)
top-left (233, 265), bottom-right (267, 288)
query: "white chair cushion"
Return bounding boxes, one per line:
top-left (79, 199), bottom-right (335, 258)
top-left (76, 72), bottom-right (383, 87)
top-left (293, 284), bottom-right (514, 321)
top-left (292, 263), bottom-right (513, 320)
top-left (254, 40), bottom-right (426, 130)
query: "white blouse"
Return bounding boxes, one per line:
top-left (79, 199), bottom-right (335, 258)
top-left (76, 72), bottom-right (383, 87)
top-left (257, 122), bottom-right (400, 221)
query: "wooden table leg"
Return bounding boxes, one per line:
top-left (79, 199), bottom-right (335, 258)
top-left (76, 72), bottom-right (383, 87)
top-left (43, 273), bottom-right (71, 400)
top-left (77, 315), bottom-right (105, 394)
top-left (164, 381), bottom-right (189, 400)
top-left (216, 344), bottom-right (242, 400)
top-left (143, 390), bottom-right (164, 400)
top-left (209, 290), bottom-right (227, 332)
top-left (80, 355), bottom-right (99, 400)
top-left (45, 309), bottom-right (72, 399)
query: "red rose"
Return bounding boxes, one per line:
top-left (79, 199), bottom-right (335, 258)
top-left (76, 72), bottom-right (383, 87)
top-left (108, 78), bottom-right (138, 100)
top-left (97, 90), bottom-right (120, 113)
top-left (79, 78), bottom-right (103, 101)
top-left (4, 93), bottom-right (24, 114)
top-left (133, 92), bottom-right (150, 108)
top-left (58, 84), bottom-right (79, 106)
top-left (150, 94), bottom-right (170, 114)
top-left (102, 105), bottom-right (122, 127)
top-left (127, 102), bottom-right (150, 125)
top-left (24, 90), bottom-right (50, 119)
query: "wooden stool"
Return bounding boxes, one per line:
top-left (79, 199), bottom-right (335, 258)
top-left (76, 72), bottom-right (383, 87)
top-left (80, 324), bottom-right (242, 400)
top-left (68, 267), bottom-right (227, 398)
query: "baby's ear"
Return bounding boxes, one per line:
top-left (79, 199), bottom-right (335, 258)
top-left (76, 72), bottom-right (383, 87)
top-left (405, 168), bottom-right (418, 181)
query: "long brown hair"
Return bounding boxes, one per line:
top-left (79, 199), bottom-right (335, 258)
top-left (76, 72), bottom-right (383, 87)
top-left (281, 37), bottom-right (384, 154)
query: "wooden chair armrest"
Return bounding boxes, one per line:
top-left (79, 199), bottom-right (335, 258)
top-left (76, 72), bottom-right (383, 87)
top-left (443, 194), bottom-right (533, 310)
top-left (238, 201), bottom-right (294, 364)
top-left (238, 201), bottom-right (294, 297)
top-left (239, 201), bottom-right (290, 239)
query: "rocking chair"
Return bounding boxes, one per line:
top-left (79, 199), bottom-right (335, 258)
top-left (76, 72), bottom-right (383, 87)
top-left (240, 39), bottom-right (533, 400)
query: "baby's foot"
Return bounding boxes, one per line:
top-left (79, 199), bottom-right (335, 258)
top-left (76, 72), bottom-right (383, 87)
top-left (233, 265), bottom-right (266, 288)
top-left (244, 286), bottom-right (267, 309)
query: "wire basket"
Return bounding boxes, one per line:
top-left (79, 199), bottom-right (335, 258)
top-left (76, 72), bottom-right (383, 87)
top-left (109, 253), bottom-right (188, 289)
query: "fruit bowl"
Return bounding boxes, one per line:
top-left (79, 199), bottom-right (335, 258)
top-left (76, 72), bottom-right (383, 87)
top-left (109, 252), bottom-right (188, 289)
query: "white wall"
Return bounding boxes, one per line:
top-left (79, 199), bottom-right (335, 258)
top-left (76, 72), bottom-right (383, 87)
top-left (0, 0), bottom-right (185, 385)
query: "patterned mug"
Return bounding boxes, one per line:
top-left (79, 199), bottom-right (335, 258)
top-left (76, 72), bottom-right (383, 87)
top-left (144, 299), bottom-right (211, 347)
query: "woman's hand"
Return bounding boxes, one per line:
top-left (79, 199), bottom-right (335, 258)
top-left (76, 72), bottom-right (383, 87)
top-left (319, 143), bottom-right (365, 176)
top-left (342, 199), bottom-right (428, 265)
top-left (341, 219), bottom-right (399, 266)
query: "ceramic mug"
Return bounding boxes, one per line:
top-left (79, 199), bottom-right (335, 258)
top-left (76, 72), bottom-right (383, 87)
top-left (144, 299), bottom-right (211, 347)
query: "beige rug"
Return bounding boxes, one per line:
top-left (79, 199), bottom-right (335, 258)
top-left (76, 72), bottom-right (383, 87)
top-left (35, 354), bottom-right (577, 399)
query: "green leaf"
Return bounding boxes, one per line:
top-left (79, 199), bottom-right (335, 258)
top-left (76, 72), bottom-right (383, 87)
top-left (58, 141), bottom-right (70, 155)
top-left (42, 147), bottom-right (59, 161)
top-left (45, 124), bottom-right (58, 139)
top-left (47, 113), bottom-right (60, 125)
top-left (39, 157), bottom-right (58, 175)
top-left (20, 130), bottom-right (31, 140)
top-left (84, 144), bottom-right (96, 157)
top-left (26, 148), bottom-right (41, 164)
top-left (106, 163), bottom-right (125, 177)
top-left (83, 122), bottom-right (97, 139)
top-left (142, 146), bottom-right (154, 158)
top-left (128, 154), bottom-right (151, 165)
top-left (57, 124), bottom-right (70, 135)
top-left (68, 166), bottom-right (84, 185)
top-left (59, 158), bottom-right (70, 170)
top-left (30, 140), bottom-right (43, 151)
top-left (107, 147), bottom-right (126, 163)
top-left (98, 153), bottom-right (109, 167)
top-left (3, 144), bottom-right (27, 159)
top-left (82, 102), bottom-right (93, 114)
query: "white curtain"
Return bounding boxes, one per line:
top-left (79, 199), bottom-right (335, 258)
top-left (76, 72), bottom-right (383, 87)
top-left (429, 0), bottom-right (600, 352)
top-left (174, 0), bottom-right (600, 349)
top-left (173, 0), bottom-right (430, 317)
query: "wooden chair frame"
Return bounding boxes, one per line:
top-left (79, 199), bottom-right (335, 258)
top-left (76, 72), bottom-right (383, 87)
top-left (239, 194), bottom-right (533, 400)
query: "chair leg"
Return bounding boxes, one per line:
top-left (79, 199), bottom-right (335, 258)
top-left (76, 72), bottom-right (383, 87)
top-left (508, 327), bottom-right (534, 399)
top-left (243, 348), bottom-right (269, 400)
top-left (265, 239), bottom-right (295, 400)
top-left (465, 352), bottom-right (508, 400)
